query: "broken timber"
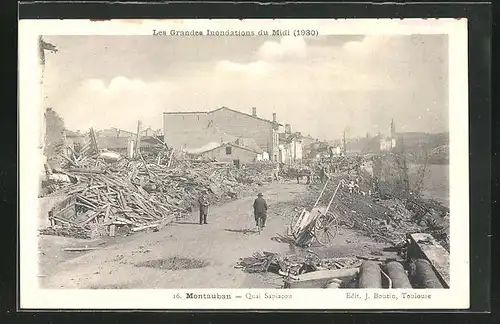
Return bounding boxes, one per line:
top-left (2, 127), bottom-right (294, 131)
top-left (62, 247), bottom-right (100, 252)
top-left (287, 267), bottom-right (359, 288)
top-left (131, 223), bottom-right (160, 232)
top-left (407, 233), bottom-right (450, 288)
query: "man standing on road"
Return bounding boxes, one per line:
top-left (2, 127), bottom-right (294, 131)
top-left (198, 192), bottom-right (209, 225)
top-left (253, 193), bottom-right (268, 228)
top-left (320, 165), bottom-right (329, 184)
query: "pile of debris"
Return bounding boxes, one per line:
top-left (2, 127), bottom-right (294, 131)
top-left (295, 174), bottom-right (449, 249)
top-left (40, 136), bottom-right (273, 239)
top-left (319, 155), bottom-right (364, 175)
top-left (235, 250), bottom-right (362, 278)
top-left (41, 163), bottom-right (181, 238)
top-left (237, 233), bottom-right (450, 289)
top-left (237, 162), bottom-right (277, 184)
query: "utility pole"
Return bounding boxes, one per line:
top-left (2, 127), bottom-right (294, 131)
top-left (135, 120), bottom-right (142, 158)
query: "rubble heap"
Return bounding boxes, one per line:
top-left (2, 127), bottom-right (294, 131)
top-left (237, 232), bottom-right (450, 289)
top-left (40, 146), bottom-right (274, 239)
top-left (297, 174), bottom-right (450, 249)
top-left (237, 162), bottom-right (277, 184)
top-left (235, 250), bottom-right (362, 277)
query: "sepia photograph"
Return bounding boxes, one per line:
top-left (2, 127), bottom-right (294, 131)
top-left (19, 18), bottom-right (469, 309)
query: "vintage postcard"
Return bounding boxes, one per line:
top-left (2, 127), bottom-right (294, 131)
top-left (19, 18), bottom-right (469, 310)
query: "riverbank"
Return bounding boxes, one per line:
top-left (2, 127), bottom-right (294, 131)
top-left (293, 173), bottom-right (450, 251)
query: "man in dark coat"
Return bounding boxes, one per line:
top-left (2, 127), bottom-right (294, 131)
top-left (319, 166), bottom-right (329, 184)
top-left (253, 193), bottom-right (268, 228)
top-left (198, 192), bottom-right (209, 225)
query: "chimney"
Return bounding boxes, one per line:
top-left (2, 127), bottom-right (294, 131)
top-left (285, 124), bottom-right (291, 134)
top-left (273, 113), bottom-right (277, 123)
top-left (252, 107), bottom-right (257, 116)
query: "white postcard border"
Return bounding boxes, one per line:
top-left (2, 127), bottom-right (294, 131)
top-left (19, 18), bottom-right (469, 310)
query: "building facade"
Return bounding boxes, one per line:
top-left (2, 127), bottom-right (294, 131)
top-left (163, 106), bottom-right (282, 161)
top-left (197, 143), bottom-right (261, 165)
top-left (379, 138), bottom-right (395, 152)
top-left (278, 124), bottom-right (303, 164)
top-left (379, 119), bottom-right (398, 152)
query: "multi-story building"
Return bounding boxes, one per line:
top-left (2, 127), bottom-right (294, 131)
top-left (163, 106), bottom-right (282, 162)
top-left (278, 124), bottom-right (303, 165)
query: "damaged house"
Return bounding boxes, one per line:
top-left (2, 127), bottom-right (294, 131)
top-left (163, 106), bottom-right (282, 162)
top-left (196, 142), bottom-right (264, 165)
top-left (278, 124), bottom-right (303, 165)
top-left (63, 127), bottom-right (164, 157)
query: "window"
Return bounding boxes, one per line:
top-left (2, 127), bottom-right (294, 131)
top-left (226, 146), bottom-right (232, 155)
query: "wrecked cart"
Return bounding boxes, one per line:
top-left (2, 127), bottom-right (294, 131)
top-left (288, 179), bottom-right (345, 247)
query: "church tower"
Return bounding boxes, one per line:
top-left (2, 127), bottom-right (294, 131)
top-left (390, 118), bottom-right (397, 150)
top-left (390, 118), bottom-right (396, 138)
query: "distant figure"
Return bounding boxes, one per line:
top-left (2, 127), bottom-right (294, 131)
top-left (198, 192), bottom-right (209, 225)
top-left (348, 180), bottom-right (360, 194)
top-left (348, 181), bottom-right (355, 194)
top-left (306, 168), bottom-right (311, 184)
top-left (274, 164), bottom-right (280, 181)
top-left (319, 167), bottom-right (326, 183)
top-left (253, 193), bottom-right (268, 228)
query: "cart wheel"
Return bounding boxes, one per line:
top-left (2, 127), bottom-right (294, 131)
top-left (314, 212), bottom-right (339, 246)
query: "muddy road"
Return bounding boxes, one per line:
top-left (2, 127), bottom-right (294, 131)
top-left (39, 182), bottom-right (391, 289)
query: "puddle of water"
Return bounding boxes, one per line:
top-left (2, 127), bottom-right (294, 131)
top-left (135, 256), bottom-right (209, 271)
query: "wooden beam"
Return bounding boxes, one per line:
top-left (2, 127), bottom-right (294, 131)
top-left (407, 233), bottom-right (450, 288)
top-left (135, 120), bottom-right (142, 157)
top-left (287, 267), bottom-right (359, 288)
top-left (131, 224), bottom-right (160, 232)
top-left (62, 247), bottom-right (100, 252)
top-left (89, 128), bottom-right (99, 154)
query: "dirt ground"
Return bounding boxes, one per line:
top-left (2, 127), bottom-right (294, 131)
top-left (38, 182), bottom-right (394, 289)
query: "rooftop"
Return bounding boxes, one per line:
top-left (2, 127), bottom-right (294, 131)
top-left (164, 106), bottom-right (283, 126)
top-left (197, 142), bottom-right (263, 155)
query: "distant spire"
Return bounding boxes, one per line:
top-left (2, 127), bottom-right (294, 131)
top-left (390, 118), bottom-right (396, 138)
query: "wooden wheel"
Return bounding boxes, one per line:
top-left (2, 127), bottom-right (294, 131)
top-left (313, 212), bottom-right (339, 246)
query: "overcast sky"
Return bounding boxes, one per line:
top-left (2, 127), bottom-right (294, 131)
top-left (42, 34), bottom-right (448, 140)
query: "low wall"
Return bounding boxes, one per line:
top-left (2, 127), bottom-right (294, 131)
top-left (38, 195), bottom-right (67, 229)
